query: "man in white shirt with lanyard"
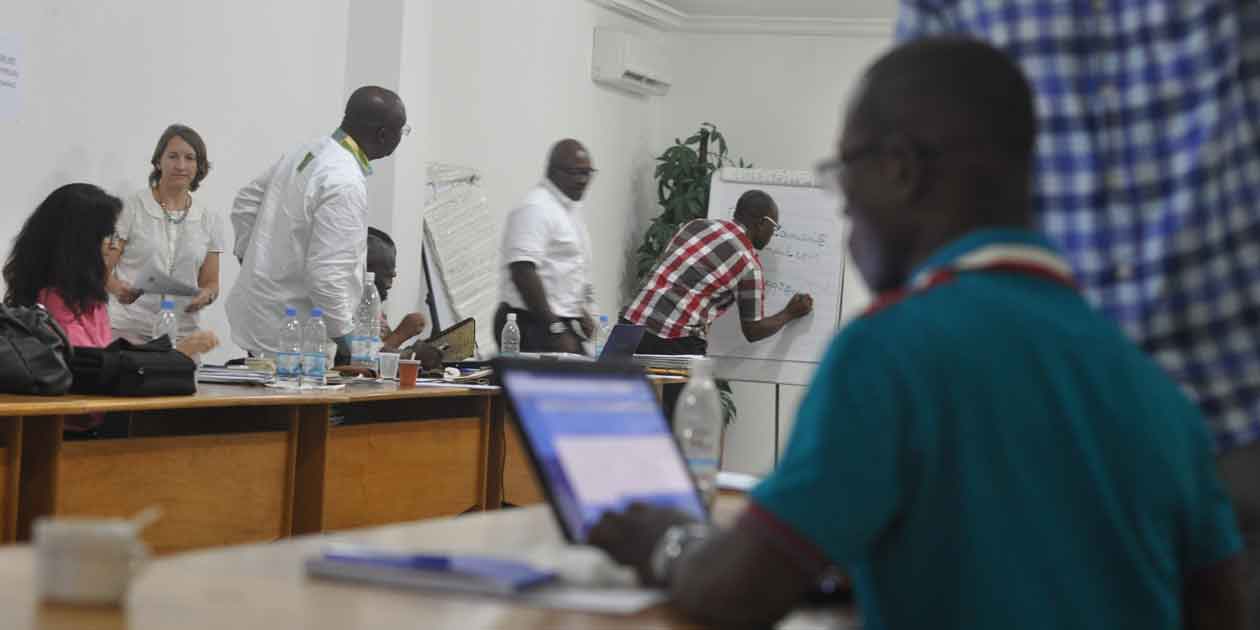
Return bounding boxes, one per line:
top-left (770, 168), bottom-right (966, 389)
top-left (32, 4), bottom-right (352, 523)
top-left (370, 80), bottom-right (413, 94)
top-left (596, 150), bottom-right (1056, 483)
top-left (227, 86), bottom-right (409, 358)
top-left (495, 139), bottom-right (597, 355)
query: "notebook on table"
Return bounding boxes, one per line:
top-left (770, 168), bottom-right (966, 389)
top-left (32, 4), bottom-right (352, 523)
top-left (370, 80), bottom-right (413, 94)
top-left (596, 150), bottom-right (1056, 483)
top-left (305, 546), bottom-right (555, 596)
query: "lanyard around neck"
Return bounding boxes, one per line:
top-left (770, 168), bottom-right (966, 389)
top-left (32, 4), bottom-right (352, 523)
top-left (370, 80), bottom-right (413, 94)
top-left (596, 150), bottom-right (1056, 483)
top-left (910, 243), bottom-right (1076, 292)
top-left (865, 243), bottom-right (1076, 317)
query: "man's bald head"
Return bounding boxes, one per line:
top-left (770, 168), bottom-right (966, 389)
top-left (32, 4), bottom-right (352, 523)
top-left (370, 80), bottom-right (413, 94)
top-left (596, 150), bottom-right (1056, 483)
top-left (340, 85), bottom-right (407, 160)
top-left (547, 139), bottom-right (588, 169)
top-left (853, 37), bottom-right (1036, 170)
top-left (545, 138), bottom-right (595, 201)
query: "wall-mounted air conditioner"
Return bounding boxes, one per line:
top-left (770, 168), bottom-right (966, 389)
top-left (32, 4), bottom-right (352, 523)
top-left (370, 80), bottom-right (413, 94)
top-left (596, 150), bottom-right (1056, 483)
top-left (591, 27), bottom-right (672, 96)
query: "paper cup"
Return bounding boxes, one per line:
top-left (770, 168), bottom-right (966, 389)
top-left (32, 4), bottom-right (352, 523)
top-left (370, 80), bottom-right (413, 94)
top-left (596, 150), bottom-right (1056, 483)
top-left (34, 517), bottom-right (149, 606)
top-left (398, 359), bottom-right (420, 388)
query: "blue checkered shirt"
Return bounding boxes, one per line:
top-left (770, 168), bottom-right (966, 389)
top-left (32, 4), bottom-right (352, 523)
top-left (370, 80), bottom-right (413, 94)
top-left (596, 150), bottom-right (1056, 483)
top-left (897, 1), bottom-right (1260, 452)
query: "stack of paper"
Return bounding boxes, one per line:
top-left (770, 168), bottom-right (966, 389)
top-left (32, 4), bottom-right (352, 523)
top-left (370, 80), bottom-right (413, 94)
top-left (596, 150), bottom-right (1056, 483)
top-left (632, 354), bottom-right (701, 371)
top-left (196, 366), bottom-right (274, 385)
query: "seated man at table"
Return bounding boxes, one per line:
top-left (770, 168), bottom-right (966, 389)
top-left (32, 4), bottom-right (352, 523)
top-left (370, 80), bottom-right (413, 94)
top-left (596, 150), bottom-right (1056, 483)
top-left (588, 37), bottom-right (1246, 630)
top-left (364, 228), bottom-right (440, 370)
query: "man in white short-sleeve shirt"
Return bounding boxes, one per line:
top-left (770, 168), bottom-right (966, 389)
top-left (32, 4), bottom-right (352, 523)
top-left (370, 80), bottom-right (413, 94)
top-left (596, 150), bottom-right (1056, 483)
top-left (226, 86), bottom-right (408, 357)
top-left (495, 139), bottom-right (597, 354)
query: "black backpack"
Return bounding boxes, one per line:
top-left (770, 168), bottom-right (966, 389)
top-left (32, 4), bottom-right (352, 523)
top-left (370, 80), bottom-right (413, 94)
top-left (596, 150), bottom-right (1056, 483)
top-left (0, 303), bottom-right (74, 395)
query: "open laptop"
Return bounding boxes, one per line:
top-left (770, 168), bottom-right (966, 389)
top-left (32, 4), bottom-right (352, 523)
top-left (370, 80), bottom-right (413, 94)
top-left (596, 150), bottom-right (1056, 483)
top-left (493, 358), bottom-right (708, 542)
top-left (597, 323), bottom-right (646, 361)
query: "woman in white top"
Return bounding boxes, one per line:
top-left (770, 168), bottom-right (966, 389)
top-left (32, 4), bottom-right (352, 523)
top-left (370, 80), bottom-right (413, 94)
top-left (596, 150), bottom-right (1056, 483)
top-left (107, 124), bottom-right (225, 342)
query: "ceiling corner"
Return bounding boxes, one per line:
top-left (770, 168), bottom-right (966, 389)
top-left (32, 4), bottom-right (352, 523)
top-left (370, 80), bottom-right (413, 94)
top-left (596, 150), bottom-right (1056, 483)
top-left (587, 0), bottom-right (687, 30)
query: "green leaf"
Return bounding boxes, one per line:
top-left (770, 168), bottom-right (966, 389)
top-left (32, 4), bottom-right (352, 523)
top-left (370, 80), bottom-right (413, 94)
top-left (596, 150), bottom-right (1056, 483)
top-left (635, 122), bottom-right (753, 283)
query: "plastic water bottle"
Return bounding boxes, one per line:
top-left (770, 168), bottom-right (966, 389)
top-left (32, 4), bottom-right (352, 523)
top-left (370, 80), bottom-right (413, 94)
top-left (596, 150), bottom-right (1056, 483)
top-left (152, 299), bottom-right (179, 344)
top-left (276, 306), bottom-right (303, 387)
top-left (301, 308), bottom-right (328, 387)
top-left (593, 314), bottom-right (612, 356)
top-left (501, 313), bottom-right (521, 356)
top-left (351, 273), bottom-right (381, 369)
top-left (674, 357), bottom-right (723, 508)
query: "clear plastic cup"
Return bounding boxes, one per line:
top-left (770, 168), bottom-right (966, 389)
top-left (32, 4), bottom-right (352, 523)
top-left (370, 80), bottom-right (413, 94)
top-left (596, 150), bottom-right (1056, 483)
top-left (378, 352), bottom-right (400, 380)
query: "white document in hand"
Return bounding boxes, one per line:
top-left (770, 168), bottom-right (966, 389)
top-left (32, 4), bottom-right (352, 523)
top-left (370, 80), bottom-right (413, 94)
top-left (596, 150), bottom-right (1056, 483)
top-left (135, 261), bottom-right (199, 296)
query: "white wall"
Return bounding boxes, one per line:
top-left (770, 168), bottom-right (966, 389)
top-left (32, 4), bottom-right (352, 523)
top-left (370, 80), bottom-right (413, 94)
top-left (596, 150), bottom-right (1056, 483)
top-left (660, 30), bottom-right (893, 474)
top-left (426, 0), bottom-right (666, 317)
top-left (0, 0), bottom-right (351, 364)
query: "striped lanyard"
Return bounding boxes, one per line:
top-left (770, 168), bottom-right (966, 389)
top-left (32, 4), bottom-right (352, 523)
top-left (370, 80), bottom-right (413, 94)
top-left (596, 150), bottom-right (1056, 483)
top-left (910, 243), bottom-right (1077, 291)
top-left (866, 243), bottom-right (1077, 316)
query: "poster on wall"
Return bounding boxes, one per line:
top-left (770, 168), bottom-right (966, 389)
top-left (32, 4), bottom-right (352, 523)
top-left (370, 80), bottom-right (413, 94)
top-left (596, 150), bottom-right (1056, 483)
top-left (0, 31), bottom-right (22, 120)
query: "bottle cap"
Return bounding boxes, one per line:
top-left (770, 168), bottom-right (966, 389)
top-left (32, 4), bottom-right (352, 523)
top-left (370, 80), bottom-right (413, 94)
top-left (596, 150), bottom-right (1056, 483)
top-left (310, 308), bottom-right (323, 317)
top-left (507, 313), bottom-right (517, 322)
top-left (161, 299), bottom-right (175, 310)
top-left (365, 272), bottom-right (376, 283)
top-left (599, 314), bottom-right (609, 323)
top-left (284, 307), bottom-right (297, 317)
top-left (688, 356), bottom-right (712, 378)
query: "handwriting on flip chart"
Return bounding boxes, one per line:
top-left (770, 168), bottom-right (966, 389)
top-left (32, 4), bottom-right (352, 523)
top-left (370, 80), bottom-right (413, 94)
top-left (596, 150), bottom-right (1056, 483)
top-left (705, 169), bottom-right (848, 369)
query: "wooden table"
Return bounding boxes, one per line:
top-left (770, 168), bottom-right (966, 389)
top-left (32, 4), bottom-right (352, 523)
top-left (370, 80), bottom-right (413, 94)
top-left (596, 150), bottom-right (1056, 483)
top-left (0, 382), bottom-right (505, 553)
top-left (0, 498), bottom-right (855, 630)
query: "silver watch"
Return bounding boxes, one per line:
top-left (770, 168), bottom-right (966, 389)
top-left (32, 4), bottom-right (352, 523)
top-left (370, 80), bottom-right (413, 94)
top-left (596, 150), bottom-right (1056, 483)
top-left (649, 523), bottom-right (710, 586)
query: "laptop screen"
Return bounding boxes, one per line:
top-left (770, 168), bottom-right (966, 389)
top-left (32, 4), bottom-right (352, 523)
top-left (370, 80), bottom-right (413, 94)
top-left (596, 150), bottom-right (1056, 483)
top-left (498, 363), bottom-right (707, 541)
top-left (598, 323), bottom-right (646, 360)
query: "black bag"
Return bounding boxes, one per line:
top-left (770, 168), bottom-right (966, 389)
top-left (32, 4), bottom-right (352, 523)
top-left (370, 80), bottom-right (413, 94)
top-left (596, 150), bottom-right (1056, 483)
top-left (0, 303), bottom-right (74, 395)
top-left (70, 336), bottom-right (196, 396)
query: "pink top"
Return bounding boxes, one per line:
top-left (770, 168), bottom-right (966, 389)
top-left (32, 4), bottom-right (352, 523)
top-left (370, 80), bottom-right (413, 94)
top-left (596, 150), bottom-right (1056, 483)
top-left (38, 288), bottom-right (111, 431)
top-left (38, 288), bottom-right (112, 348)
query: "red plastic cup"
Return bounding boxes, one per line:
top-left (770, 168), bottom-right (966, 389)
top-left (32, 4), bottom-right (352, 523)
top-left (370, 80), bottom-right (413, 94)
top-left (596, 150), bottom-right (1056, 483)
top-left (398, 359), bottom-right (420, 388)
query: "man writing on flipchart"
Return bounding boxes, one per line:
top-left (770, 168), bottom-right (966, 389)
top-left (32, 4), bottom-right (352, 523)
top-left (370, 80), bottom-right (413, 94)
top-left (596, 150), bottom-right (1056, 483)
top-left (622, 189), bottom-right (813, 416)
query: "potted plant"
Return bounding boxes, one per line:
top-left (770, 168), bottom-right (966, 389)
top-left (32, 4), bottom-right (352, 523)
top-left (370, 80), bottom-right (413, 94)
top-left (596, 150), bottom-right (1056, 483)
top-left (635, 122), bottom-right (751, 279)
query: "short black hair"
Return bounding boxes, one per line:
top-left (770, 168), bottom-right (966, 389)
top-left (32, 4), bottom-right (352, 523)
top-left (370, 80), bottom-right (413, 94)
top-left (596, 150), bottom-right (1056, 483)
top-left (858, 36), bottom-right (1036, 165)
top-left (4, 183), bottom-right (122, 316)
top-left (149, 124), bottom-right (211, 191)
top-left (733, 189), bottom-right (776, 222)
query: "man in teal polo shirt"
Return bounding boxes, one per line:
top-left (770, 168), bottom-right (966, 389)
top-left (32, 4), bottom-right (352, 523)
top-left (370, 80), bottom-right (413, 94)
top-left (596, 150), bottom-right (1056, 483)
top-left (589, 37), bottom-right (1246, 629)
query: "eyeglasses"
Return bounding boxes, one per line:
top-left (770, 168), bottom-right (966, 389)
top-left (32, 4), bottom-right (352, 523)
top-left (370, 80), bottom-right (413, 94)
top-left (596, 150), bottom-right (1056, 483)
top-left (105, 232), bottom-right (122, 248)
top-left (762, 216), bottom-right (782, 234)
top-left (816, 143), bottom-right (884, 195)
top-left (553, 167), bottom-right (598, 178)
top-left (400, 124), bottom-right (412, 137)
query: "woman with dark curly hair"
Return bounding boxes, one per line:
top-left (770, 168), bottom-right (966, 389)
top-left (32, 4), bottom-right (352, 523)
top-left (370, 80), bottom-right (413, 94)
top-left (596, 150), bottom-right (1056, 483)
top-left (3, 183), bottom-right (123, 348)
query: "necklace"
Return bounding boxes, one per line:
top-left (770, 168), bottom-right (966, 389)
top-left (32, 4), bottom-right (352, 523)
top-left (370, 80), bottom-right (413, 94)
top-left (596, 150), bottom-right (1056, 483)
top-left (154, 188), bottom-right (191, 225)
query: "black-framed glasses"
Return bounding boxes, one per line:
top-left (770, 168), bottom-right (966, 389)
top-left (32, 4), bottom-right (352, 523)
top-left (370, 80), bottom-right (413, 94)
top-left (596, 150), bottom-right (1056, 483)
top-left (816, 140), bottom-right (950, 194)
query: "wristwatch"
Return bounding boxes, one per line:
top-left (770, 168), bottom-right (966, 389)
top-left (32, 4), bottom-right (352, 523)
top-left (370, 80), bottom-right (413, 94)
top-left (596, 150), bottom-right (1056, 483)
top-left (649, 523), bottom-right (711, 586)
top-left (547, 321), bottom-right (568, 335)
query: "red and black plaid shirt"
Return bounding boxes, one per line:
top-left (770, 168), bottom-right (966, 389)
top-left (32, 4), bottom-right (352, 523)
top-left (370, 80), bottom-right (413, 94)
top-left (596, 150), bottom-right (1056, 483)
top-left (624, 219), bottom-right (764, 340)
